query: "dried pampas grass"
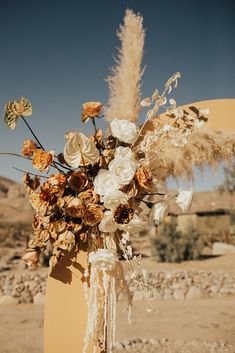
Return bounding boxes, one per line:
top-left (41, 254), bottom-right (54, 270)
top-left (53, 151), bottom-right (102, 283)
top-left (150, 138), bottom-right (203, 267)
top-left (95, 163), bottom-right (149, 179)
top-left (142, 127), bottom-right (235, 182)
top-left (105, 9), bottom-right (145, 122)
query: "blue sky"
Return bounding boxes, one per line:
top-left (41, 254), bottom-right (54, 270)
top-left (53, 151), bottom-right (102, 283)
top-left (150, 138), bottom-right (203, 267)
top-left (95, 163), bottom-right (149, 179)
top-left (0, 0), bottom-right (234, 191)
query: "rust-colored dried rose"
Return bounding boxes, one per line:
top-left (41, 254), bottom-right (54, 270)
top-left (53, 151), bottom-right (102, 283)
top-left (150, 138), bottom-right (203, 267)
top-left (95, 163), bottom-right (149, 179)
top-left (46, 173), bottom-right (67, 196)
top-left (79, 189), bottom-right (99, 204)
top-left (31, 229), bottom-right (50, 248)
top-left (81, 102), bottom-right (102, 123)
top-left (120, 181), bottom-right (137, 198)
top-left (40, 188), bottom-right (57, 206)
top-left (23, 173), bottom-right (40, 193)
top-left (66, 219), bottom-right (83, 234)
top-left (22, 139), bottom-right (37, 157)
top-left (32, 149), bottom-right (54, 172)
top-left (135, 166), bottom-right (153, 190)
top-left (68, 172), bottom-right (88, 192)
top-left (83, 204), bottom-right (103, 226)
top-left (113, 204), bottom-right (134, 224)
top-left (65, 197), bottom-right (85, 218)
top-left (32, 213), bottom-right (41, 231)
top-left (105, 136), bottom-right (116, 149)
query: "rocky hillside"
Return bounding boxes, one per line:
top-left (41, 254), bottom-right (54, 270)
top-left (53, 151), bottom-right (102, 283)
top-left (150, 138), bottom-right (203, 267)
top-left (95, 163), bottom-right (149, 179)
top-left (0, 176), bottom-right (33, 224)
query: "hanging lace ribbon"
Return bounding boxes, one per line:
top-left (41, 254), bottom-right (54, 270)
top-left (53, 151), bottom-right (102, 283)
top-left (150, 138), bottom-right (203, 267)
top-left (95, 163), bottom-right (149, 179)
top-left (83, 236), bottom-right (132, 353)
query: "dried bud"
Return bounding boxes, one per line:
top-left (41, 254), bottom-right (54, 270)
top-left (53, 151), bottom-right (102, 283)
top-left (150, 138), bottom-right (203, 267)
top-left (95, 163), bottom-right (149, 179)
top-left (135, 166), bottom-right (153, 190)
top-left (81, 102), bottom-right (102, 123)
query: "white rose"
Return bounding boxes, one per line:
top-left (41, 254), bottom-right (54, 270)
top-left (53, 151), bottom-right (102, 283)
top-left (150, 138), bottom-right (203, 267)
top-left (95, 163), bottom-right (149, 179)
top-left (110, 119), bottom-right (138, 144)
top-left (101, 189), bottom-right (128, 210)
top-left (94, 169), bottom-right (120, 196)
top-left (150, 203), bottom-right (168, 225)
top-left (89, 248), bottom-right (117, 271)
top-left (109, 157), bottom-right (136, 185)
top-left (176, 189), bottom-right (193, 212)
top-left (98, 211), bottom-right (118, 233)
top-left (64, 131), bottom-right (99, 168)
top-left (119, 214), bottom-right (147, 233)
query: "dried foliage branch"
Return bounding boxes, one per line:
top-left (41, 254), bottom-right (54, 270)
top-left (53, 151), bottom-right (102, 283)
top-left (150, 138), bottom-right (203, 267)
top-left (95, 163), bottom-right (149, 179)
top-left (142, 127), bottom-right (235, 182)
top-left (105, 9), bottom-right (145, 122)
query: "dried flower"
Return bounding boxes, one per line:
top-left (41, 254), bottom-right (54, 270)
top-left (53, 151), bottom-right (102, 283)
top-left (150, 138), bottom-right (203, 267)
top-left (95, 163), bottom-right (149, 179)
top-left (54, 230), bottom-right (75, 252)
top-left (22, 139), bottom-right (37, 157)
top-left (84, 204), bottom-right (103, 226)
top-left (3, 97), bottom-right (32, 130)
top-left (79, 232), bottom-right (88, 243)
top-left (65, 197), bottom-right (85, 218)
top-left (103, 149), bottom-right (115, 163)
top-left (105, 135), bottom-right (117, 149)
top-left (98, 211), bottom-right (117, 233)
top-left (79, 189), bottom-right (99, 204)
top-left (32, 149), bottom-right (54, 172)
top-left (22, 250), bottom-right (40, 268)
top-left (45, 173), bottom-right (67, 196)
top-left (64, 131), bottom-right (100, 167)
top-left (135, 166), bottom-right (153, 190)
top-left (150, 203), bottom-right (168, 225)
top-left (94, 129), bottom-right (104, 148)
top-left (81, 102), bottom-right (102, 123)
top-left (113, 204), bottom-right (134, 224)
top-left (68, 172), bottom-right (88, 192)
top-left (119, 181), bottom-right (137, 198)
top-left (31, 229), bottom-right (50, 248)
top-left (175, 189), bottom-right (193, 212)
top-left (23, 173), bottom-right (40, 193)
top-left (119, 213), bottom-right (147, 232)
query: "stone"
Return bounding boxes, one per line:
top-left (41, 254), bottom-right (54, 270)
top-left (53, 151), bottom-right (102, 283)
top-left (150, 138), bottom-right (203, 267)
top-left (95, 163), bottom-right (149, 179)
top-left (33, 292), bottom-right (45, 304)
top-left (173, 289), bottom-right (185, 300)
top-left (0, 295), bottom-right (18, 305)
top-left (212, 242), bottom-right (235, 255)
top-left (186, 286), bottom-right (202, 300)
top-left (133, 290), bottom-right (143, 301)
top-left (163, 289), bottom-right (173, 300)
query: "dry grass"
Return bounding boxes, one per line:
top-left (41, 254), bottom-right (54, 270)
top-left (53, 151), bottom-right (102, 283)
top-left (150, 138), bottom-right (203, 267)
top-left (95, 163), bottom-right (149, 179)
top-left (105, 9), bottom-right (145, 123)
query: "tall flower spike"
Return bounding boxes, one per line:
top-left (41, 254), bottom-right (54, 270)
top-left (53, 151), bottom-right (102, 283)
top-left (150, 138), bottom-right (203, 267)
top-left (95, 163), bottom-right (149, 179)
top-left (105, 9), bottom-right (145, 123)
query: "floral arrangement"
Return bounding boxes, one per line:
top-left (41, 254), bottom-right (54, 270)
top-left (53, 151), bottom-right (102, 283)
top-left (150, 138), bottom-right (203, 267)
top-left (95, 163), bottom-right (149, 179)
top-left (1, 9), bottom-right (235, 353)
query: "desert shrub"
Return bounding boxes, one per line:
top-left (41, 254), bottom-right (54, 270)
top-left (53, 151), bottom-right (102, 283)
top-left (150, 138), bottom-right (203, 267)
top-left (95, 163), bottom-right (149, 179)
top-left (151, 223), bottom-right (204, 263)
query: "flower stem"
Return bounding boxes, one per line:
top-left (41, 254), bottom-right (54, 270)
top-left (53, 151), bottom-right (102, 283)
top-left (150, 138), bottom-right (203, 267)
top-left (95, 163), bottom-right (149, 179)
top-left (91, 117), bottom-right (97, 133)
top-left (21, 116), bottom-right (45, 151)
top-left (13, 167), bottom-right (49, 179)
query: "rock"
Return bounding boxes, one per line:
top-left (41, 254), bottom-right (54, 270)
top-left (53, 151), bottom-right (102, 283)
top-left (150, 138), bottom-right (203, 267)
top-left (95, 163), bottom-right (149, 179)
top-left (186, 286), bottom-right (202, 300)
top-left (33, 292), bottom-right (45, 304)
top-left (212, 242), bottom-right (235, 255)
top-left (0, 295), bottom-right (18, 304)
top-left (133, 290), bottom-right (143, 301)
top-left (173, 289), bottom-right (185, 300)
top-left (163, 289), bottom-right (173, 300)
top-left (19, 290), bottom-right (33, 304)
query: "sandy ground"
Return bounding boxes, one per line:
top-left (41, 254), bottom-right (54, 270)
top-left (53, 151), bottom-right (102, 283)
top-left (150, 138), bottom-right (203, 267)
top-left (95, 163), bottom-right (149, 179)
top-left (1, 255), bottom-right (235, 353)
top-left (0, 296), bottom-right (235, 353)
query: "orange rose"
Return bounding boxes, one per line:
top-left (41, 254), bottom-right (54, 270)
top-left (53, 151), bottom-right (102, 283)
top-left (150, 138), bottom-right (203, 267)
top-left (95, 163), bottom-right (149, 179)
top-left (135, 166), bottom-right (153, 190)
top-left (32, 149), bottom-right (54, 172)
top-left (22, 139), bottom-right (37, 157)
top-left (46, 173), bottom-right (67, 196)
top-left (23, 173), bottom-right (40, 193)
top-left (81, 102), bottom-right (102, 123)
top-left (22, 250), bottom-right (40, 268)
top-left (84, 204), bottom-right (103, 226)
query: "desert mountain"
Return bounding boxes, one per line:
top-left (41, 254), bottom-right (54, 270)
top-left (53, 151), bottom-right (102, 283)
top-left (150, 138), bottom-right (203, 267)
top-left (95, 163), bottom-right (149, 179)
top-left (0, 176), bottom-right (33, 224)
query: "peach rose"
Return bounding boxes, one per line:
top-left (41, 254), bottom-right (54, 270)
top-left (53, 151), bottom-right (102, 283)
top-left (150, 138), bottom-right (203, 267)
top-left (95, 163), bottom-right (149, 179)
top-left (65, 197), bottom-right (85, 218)
top-left (81, 102), bottom-right (102, 123)
top-left (135, 166), bottom-right (153, 190)
top-left (32, 149), bottom-right (54, 172)
top-left (79, 189), bottom-right (99, 204)
top-left (22, 250), bottom-right (40, 268)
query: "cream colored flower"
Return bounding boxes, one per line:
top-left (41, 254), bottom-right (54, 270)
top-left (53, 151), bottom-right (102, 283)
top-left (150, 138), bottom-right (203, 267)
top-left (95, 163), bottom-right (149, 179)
top-left (54, 230), bottom-right (75, 252)
top-left (176, 189), bottom-right (193, 212)
top-left (101, 189), bottom-right (128, 210)
top-left (98, 211), bottom-right (117, 233)
top-left (65, 197), bottom-right (85, 218)
top-left (110, 119), bottom-right (138, 144)
top-left (64, 131), bottom-right (99, 168)
top-left (94, 169), bottom-right (120, 196)
top-left (150, 203), bottom-right (168, 225)
top-left (89, 248), bottom-right (117, 271)
top-left (109, 157), bottom-right (137, 185)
